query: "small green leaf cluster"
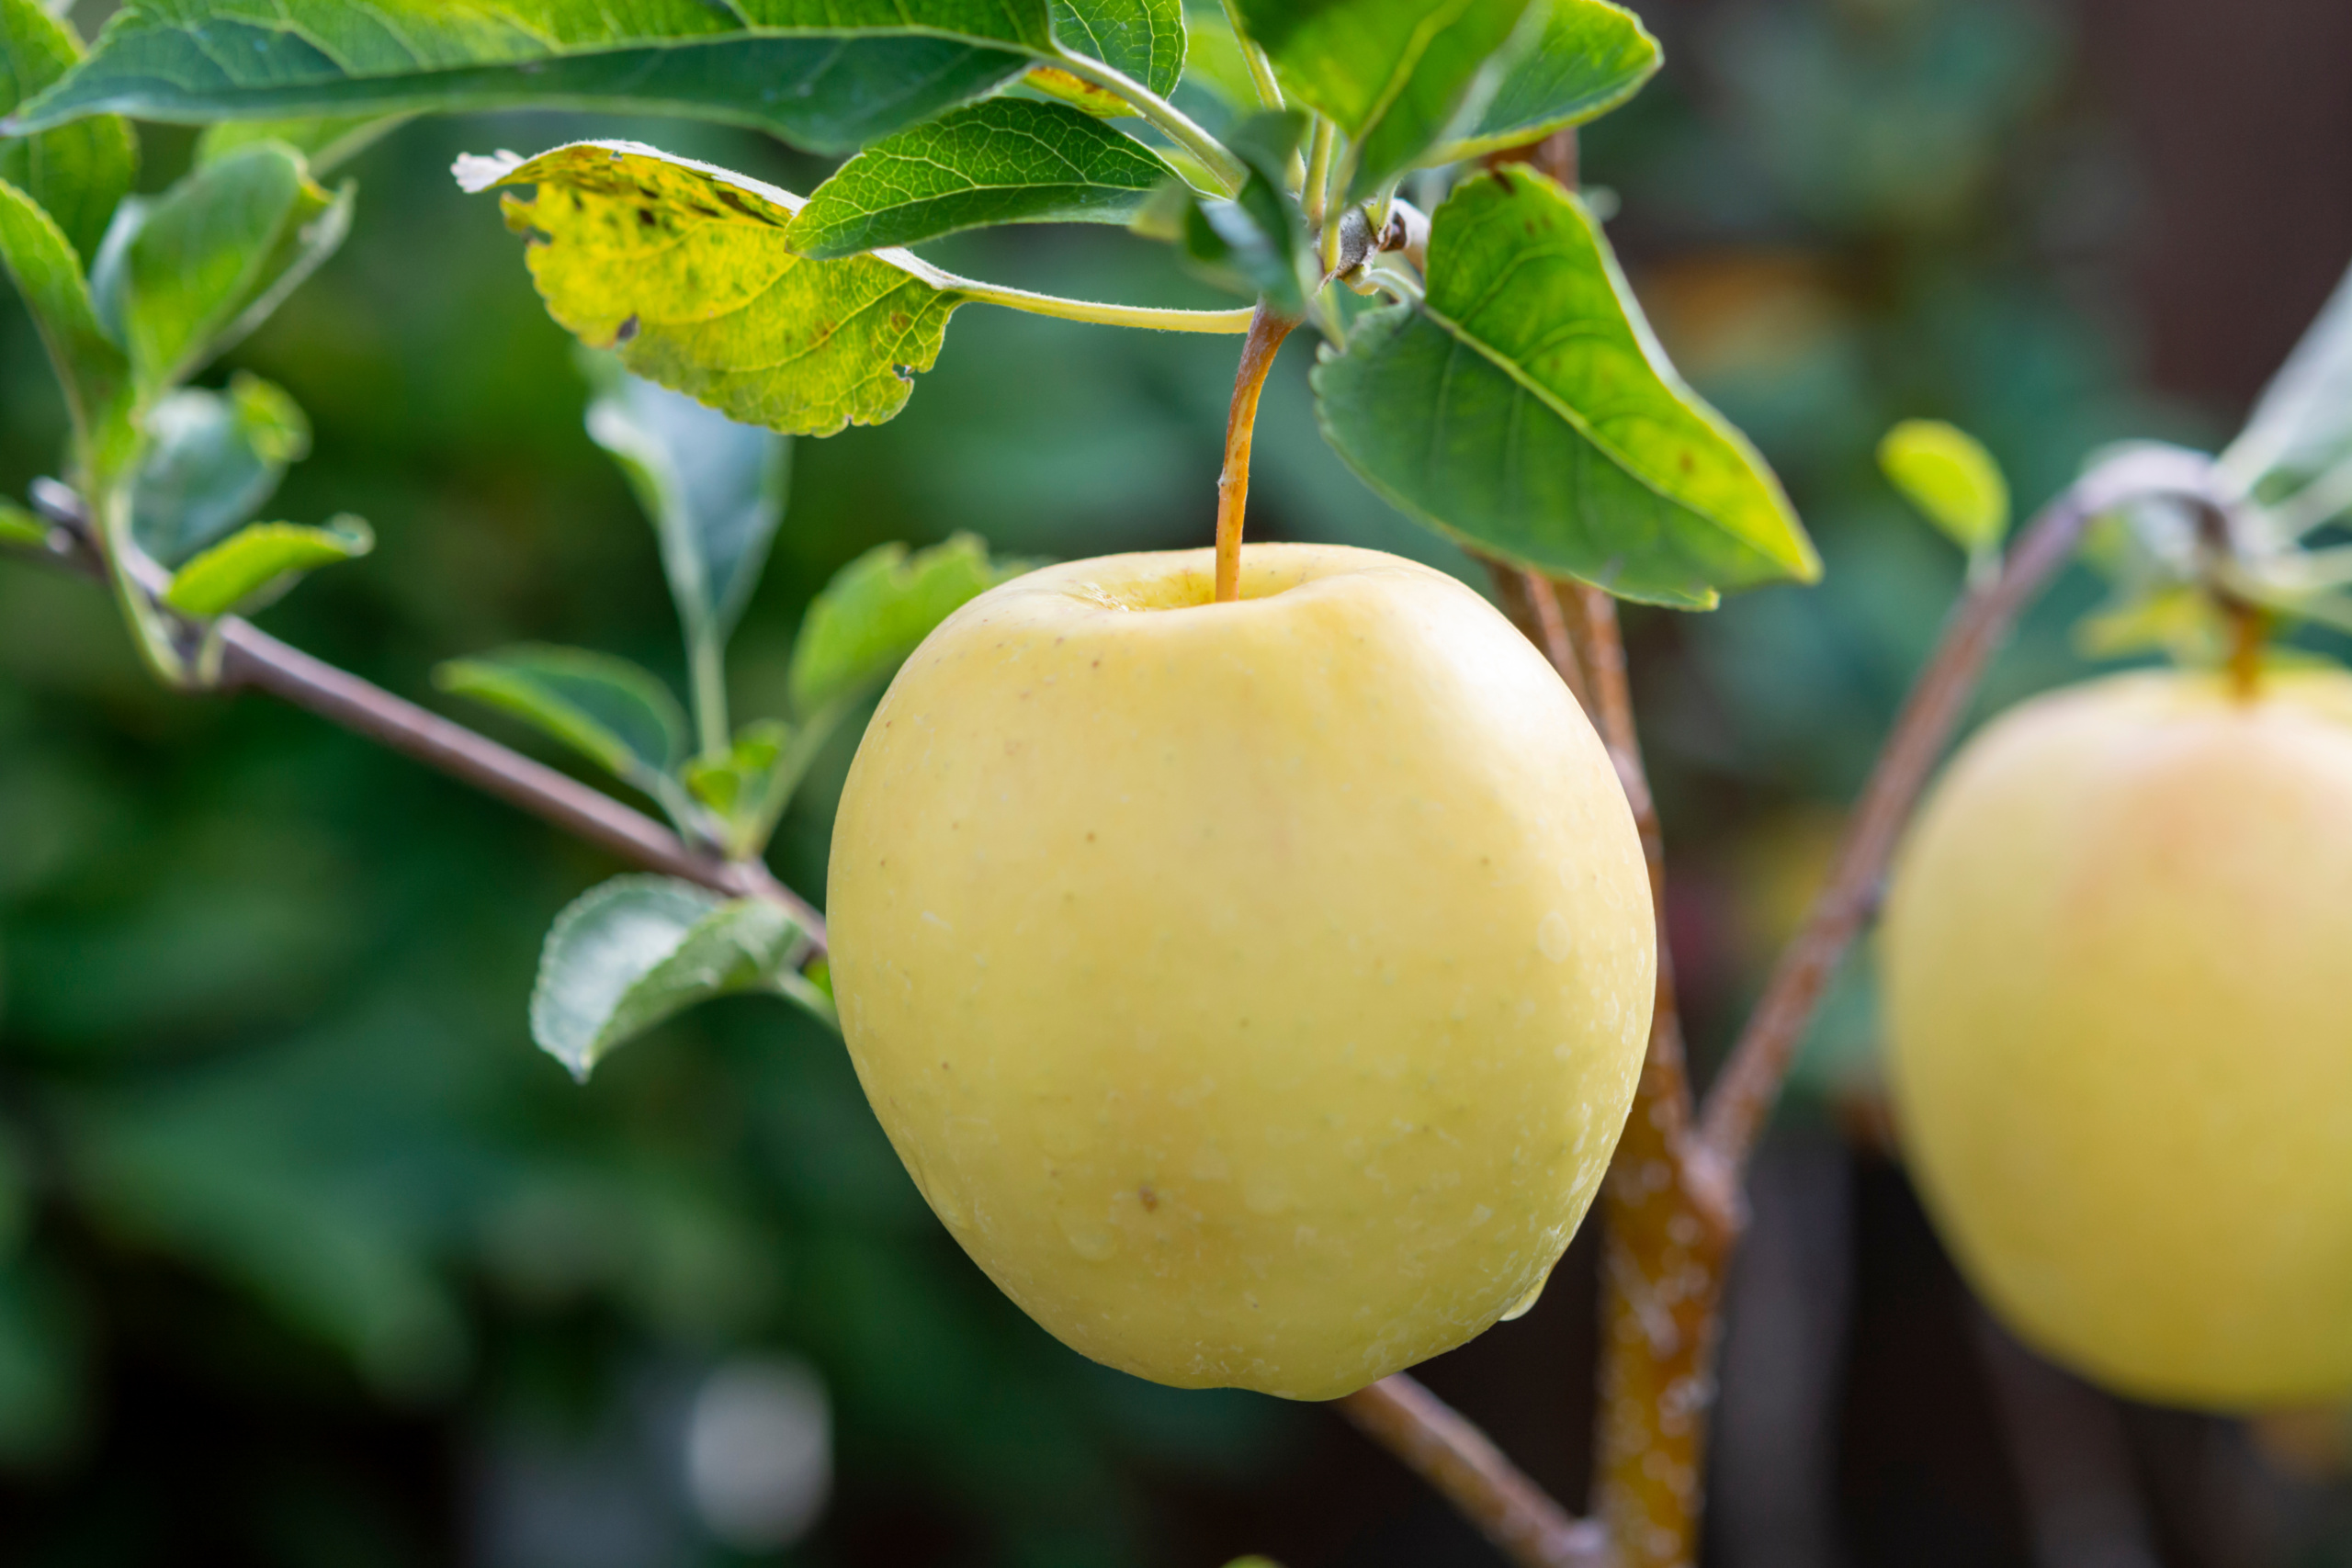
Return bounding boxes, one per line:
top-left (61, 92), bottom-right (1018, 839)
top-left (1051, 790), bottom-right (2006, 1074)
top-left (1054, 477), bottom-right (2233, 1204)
top-left (435, 352), bottom-right (1020, 879)
top-left (1871, 264), bottom-right (2352, 671)
top-left (420, 354), bottom-right (1018, 1076)
top-left (2, 0), bottom-right (1832, 610)
top-left (0, 0), bottom-right (370, 684)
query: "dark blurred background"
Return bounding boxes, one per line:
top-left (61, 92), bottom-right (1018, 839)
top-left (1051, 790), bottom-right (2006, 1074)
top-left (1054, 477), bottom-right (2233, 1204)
top-left (4, 0), bottom-right (2351, 1563)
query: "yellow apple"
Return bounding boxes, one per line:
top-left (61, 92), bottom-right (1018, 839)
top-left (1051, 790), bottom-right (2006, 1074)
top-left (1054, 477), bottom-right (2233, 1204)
top-left (827, 544), bottom-right (1655, 1400)
top-left (1883, 668), bottom-right (2352, 1408)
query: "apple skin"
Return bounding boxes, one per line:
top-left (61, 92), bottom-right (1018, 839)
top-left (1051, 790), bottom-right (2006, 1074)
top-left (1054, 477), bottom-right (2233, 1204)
top-left (1883, 669), bottom-right (2352, 1409)
top-left (827, 544), bottom-right (1655, 1400)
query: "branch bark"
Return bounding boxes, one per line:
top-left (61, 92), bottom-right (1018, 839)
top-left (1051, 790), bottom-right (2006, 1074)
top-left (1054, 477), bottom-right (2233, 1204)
top-left (1338, 1374), bottom-right (1614, 1568)
top-left (1484, 558), bottom-right (1594, 713)
top-left (6, 485), bottom-right (822, 943)
top-left (216, 619), bottom-right (815, 928)
top-left (1555, 584), bottom-right (1738, 1568)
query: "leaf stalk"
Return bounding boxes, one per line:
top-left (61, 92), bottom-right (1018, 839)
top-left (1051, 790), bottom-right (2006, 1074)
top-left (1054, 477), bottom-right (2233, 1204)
top-left (1043, 51), bottom-right (1250, 194)
top-left (943, 272), bottom-right (1258, 333)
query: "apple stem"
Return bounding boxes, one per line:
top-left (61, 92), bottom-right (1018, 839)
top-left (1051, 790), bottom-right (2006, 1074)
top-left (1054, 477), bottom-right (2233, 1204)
top-left (1215, 305), bottom-right (1299, 604)
top-left (2226, 603), bottom-right (2268, 700)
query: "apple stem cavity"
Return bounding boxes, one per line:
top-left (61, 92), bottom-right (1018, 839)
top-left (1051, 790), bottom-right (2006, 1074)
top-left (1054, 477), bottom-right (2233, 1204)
top-left (1215, 304), bottom-right (1300, 604)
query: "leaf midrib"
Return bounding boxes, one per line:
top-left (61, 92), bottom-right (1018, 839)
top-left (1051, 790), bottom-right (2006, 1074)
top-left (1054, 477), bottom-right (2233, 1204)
top-left (1413, 292), bottom-right (1745, 555)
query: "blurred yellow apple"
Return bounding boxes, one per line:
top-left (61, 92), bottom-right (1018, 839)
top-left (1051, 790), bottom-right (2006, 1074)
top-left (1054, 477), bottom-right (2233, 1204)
top-left (827, 544), bottom-right (1655, 1399)
top-left (1884, 669), bottom-right (2352, 1408)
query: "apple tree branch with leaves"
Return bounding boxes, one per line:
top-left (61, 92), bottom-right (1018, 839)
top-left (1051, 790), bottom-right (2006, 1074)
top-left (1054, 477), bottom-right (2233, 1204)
top-left (6, 2), bottom-right (2352, 1564)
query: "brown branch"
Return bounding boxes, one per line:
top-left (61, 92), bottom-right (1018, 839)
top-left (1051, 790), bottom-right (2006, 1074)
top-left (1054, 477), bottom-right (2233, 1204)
top-left (1338, 1374), bottom-right (1613, 1568)
top-left (1696, 447), bottom-right (2223, 1172)
top-left (1485, 558), bottom-right (1594, 713)
top-left (216, 620), bottom-right (814, 926)
top-left (7, 485), bottom-right (821, 943)
top-left (1554, 582), bottom-right (1736, 1568)
top-left (1214, 304), bottom-right (1298, 603)
top-left (1487, 127), bottom-right (1579, 187)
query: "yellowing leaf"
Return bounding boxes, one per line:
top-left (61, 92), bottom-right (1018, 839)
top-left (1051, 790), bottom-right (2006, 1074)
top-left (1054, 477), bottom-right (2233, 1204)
top-left (465, 141), bottom-right (970, 437)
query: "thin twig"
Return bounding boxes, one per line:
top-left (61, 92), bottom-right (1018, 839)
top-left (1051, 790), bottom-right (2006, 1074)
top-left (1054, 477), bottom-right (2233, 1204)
top-left (1215, 304), bottom-right (1298, 603)
top-left (7, 485), bottom-right (821, 944)
top-left (1338, 1375), bottom-right (1614, 1568)
top-left (1696, 448), bottom-right (2222, 1170)
top-left (217, 620), bottom-right (814, 926)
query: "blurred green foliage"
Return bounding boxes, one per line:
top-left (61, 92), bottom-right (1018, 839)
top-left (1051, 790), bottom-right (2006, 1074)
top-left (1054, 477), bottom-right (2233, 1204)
top-left (0, 0), bottom-right (2324, 1562)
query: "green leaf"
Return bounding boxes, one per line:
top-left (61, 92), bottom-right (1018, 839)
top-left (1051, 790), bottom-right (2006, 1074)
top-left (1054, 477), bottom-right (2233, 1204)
top-left (530, 875), bottom-right (821, 1080)
top-left (791, 97), bottom-right (1176, 260)
top-left (1052, 0), bottom-right (1186, 96)
top-left (1877, 418), bottom-right (2009, 558)
top-left (197, 113), bottom-right (404, 176)
top-left (682, 718), bottom-right (802, 862)
top-left (788, 533), bottom-right (1014, 717)
top-left (0, 497), bottom-right (45, 547)
top-left (1174, 108), bottom-right (1311, 313)
top-left (1230, 0), bottom-right (1536, 199)
top-left (1313, 167), bottom-right (1815, 608)
top-left (93, 141), bottom-right (351, 395)
top-left (434, 645), bottom-right (688, 793)
top-left (159, 513), bottom-right (370, 617)
top-left (2223, 259), bottom-right (2352, 501)
top-left (0, 175), bottom-right (128, 445)
top-left (584, 361), bottom-right (789, 654)
top-left (465, 140), bottom-right (973, 438)
top-left (1170, 4), bottom-right (1261, 128)
top-left (130, 371), bottom-right (310, 565)
top-left (0, 0), bottom-right (135, 266)
top-left (9, 2), bottom-right (1055, 156)
top-left (1439, 0), bottom-right (1659, 162)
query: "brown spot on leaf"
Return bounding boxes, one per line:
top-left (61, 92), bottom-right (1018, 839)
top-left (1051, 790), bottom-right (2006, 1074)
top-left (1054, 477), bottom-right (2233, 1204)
top-left (1138, 1186), bottom-right (1159, 1212)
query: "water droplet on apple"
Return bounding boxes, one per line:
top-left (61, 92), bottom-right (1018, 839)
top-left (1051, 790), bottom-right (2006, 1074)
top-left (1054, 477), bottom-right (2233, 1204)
top-left (1499, 1277), bottom-right (1547, 1321)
